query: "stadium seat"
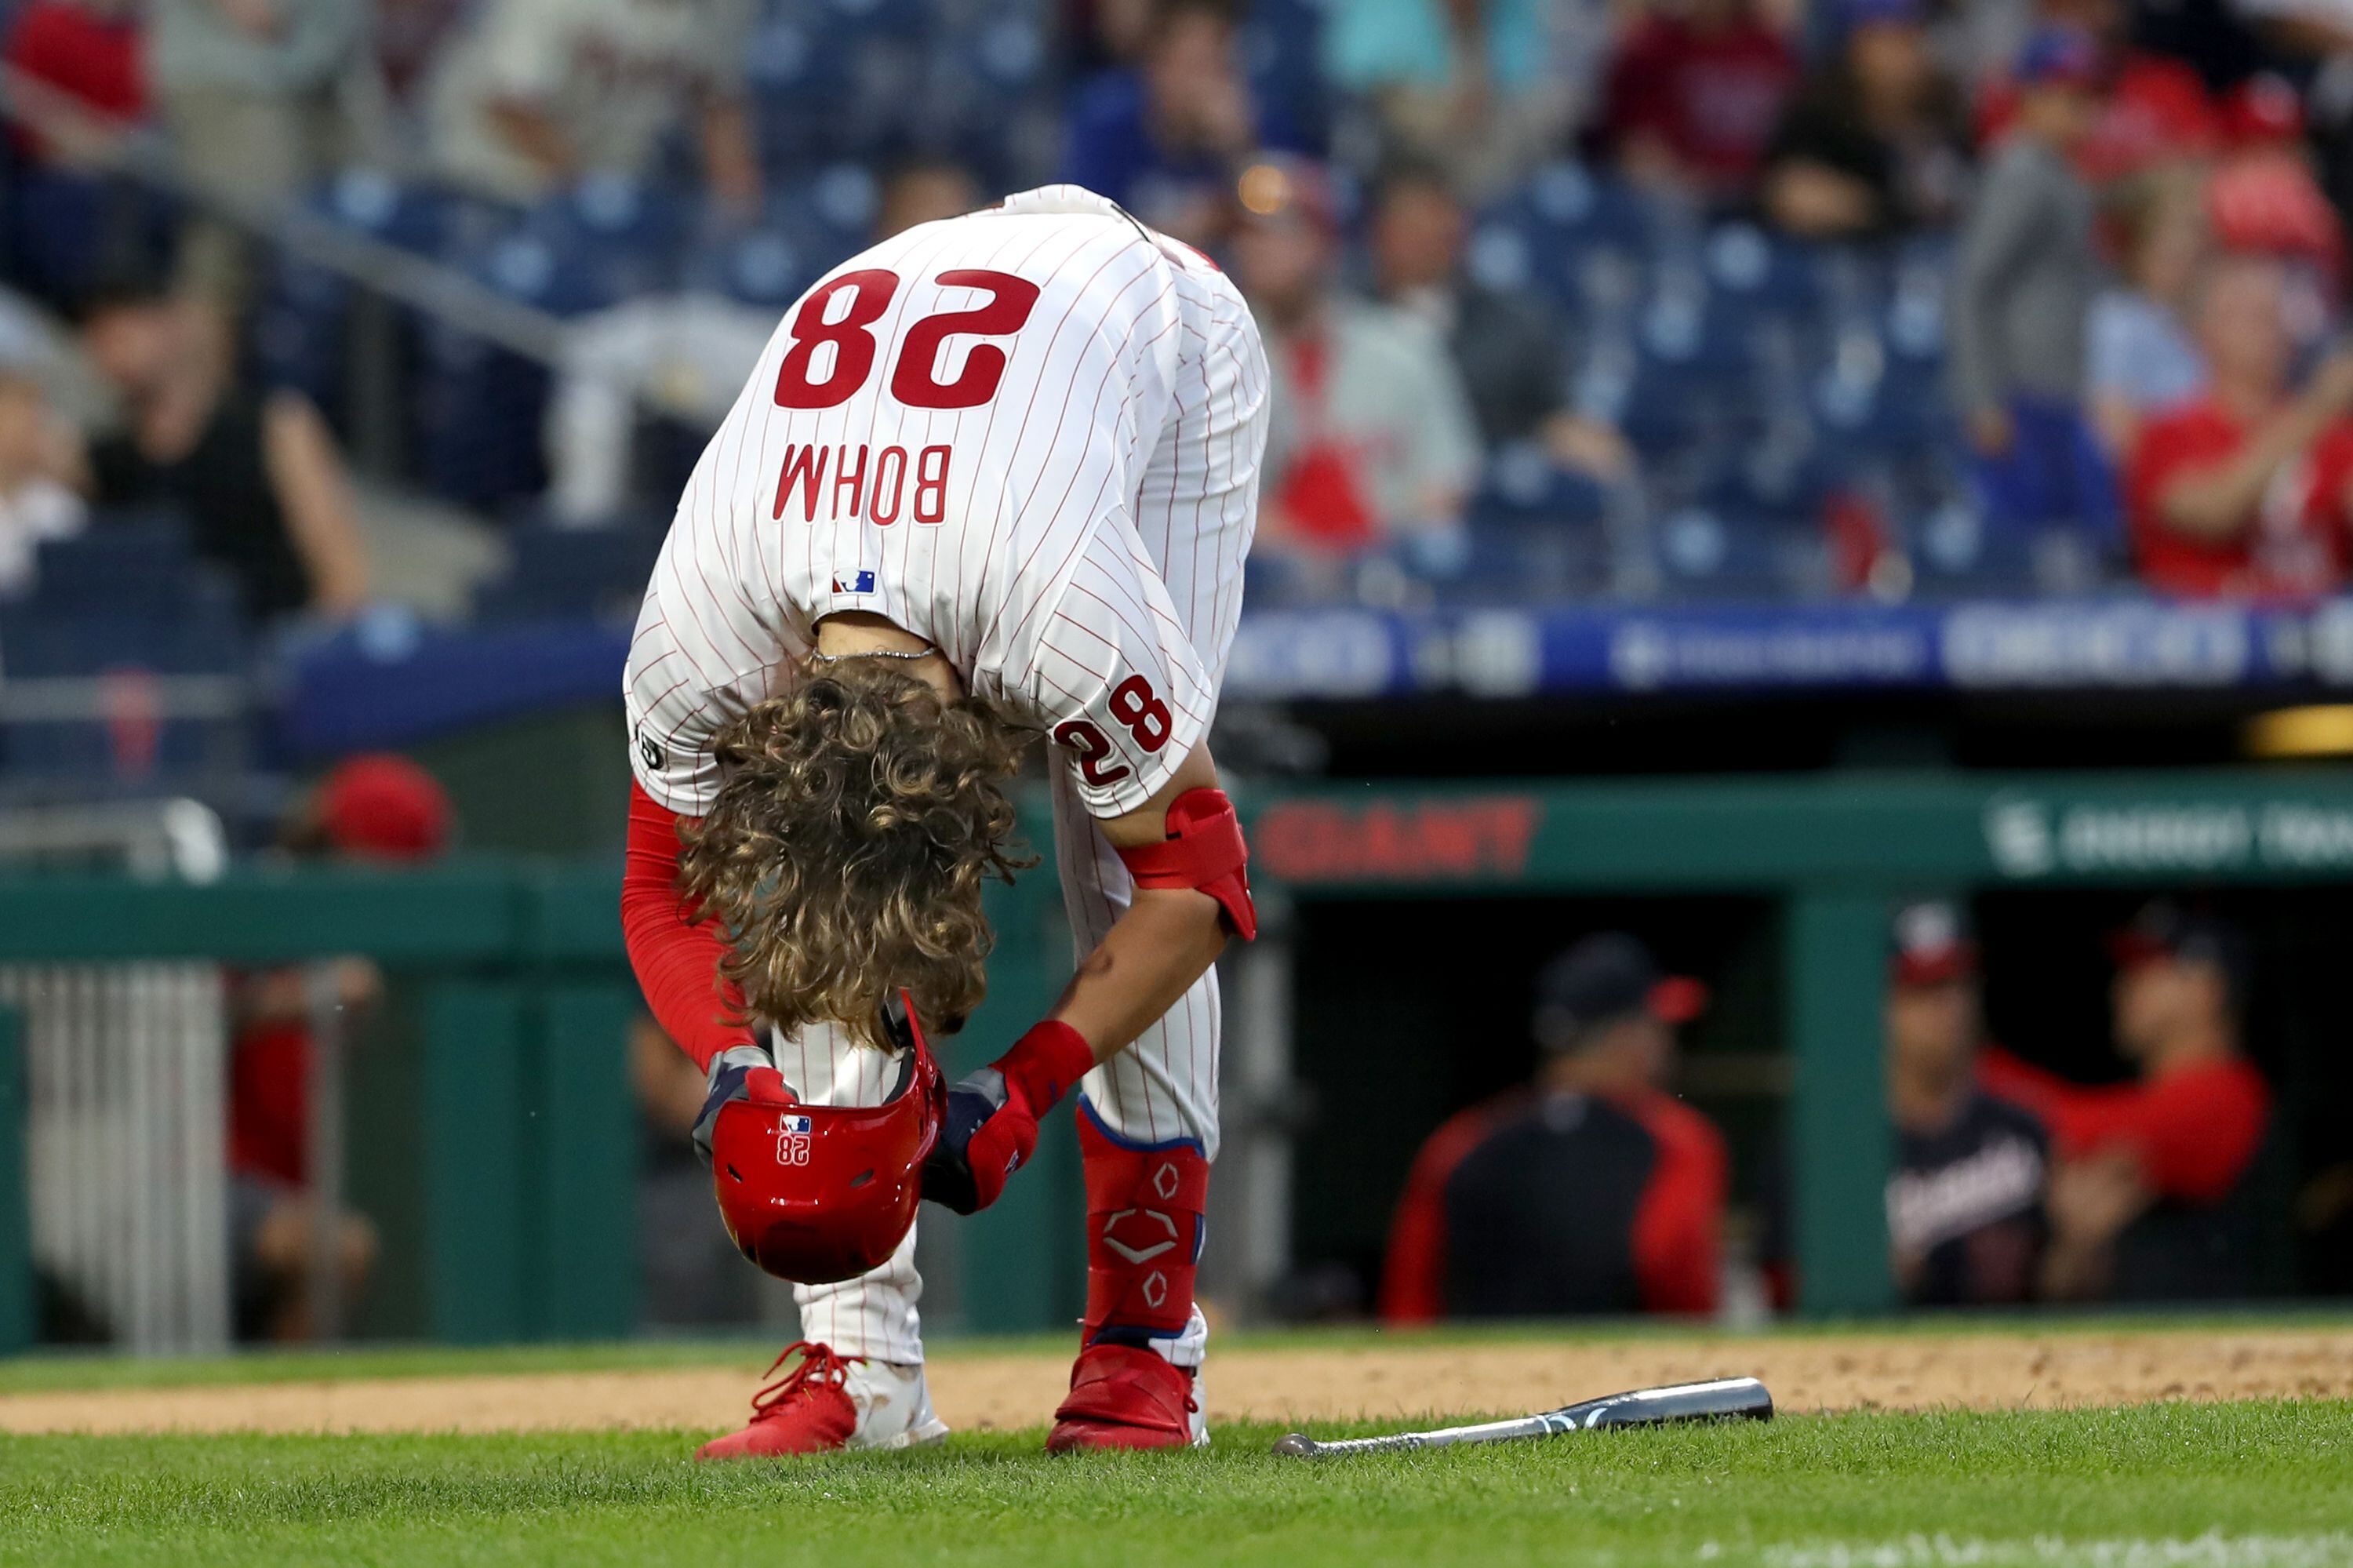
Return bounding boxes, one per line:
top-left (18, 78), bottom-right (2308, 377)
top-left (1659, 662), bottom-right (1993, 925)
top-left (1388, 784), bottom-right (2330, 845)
top-left (678, 221), bottom-right (809, 309)
top-left (1646, 505), bottom-right (1820, 599)
top-left (520, 178), bottom-right (693, 306)
top-left (471, 516), bottom-right (669, 623)
top-left (1702, 223), bottom-right (1826, 326)
top-left (2, 511), bottom-right (251, 787)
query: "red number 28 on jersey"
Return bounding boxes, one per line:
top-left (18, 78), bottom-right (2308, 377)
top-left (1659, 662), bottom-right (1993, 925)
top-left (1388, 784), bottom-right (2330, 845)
top-left (1053, 677), bottom-right (1174, 788)
top-left (774, 269), bottom-right (1042, 412)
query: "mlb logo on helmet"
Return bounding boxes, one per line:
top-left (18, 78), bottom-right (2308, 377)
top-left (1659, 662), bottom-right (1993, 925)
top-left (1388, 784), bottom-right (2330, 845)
top-left (832, 569), bottom-right (876, 594)
top-left (776, 1115), bottom-right (813, 1167)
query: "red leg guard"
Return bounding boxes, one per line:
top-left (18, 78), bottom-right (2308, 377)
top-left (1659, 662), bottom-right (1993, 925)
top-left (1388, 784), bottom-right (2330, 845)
top-left (1078, 1109), bottom-right (1209, 1348)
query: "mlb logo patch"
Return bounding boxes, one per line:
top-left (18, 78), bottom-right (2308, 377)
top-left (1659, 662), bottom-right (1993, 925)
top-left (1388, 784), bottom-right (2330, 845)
top-left (832, 569), bottom-right (876, 594)
top-left (780, 1115), bottom-right (813, 1136)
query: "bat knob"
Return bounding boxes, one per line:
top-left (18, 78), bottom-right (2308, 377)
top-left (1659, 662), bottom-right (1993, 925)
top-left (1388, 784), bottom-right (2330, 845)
top-left (1271, 1432), bottom-right (1316, 1457)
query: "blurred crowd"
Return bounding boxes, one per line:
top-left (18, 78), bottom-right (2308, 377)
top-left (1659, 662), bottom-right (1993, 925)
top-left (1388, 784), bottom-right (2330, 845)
top-left (7, 0), bottom-right (2353, 626)
top-left (1380, 900), bottom-right (2289, 1322)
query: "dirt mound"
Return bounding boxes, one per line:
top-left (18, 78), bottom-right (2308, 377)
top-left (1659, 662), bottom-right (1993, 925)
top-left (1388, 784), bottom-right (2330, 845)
top-left (3, 1328), bottom-right (2347, 1437)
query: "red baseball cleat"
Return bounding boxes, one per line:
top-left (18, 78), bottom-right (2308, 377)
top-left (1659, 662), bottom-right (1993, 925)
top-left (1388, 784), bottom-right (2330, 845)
top-left (1045, 1344), bottom-right (1206, 1452)
top-left (695, 1341), bottom-right (947, 1460)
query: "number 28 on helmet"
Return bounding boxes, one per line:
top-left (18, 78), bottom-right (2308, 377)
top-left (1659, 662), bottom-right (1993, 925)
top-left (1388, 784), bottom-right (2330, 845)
top-left (707, 994), bottom-right (945, 1285)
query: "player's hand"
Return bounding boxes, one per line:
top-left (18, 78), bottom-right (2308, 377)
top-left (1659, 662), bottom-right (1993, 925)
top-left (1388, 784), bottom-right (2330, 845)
top-left (922, 1020), bottom-right (1095, 1214)
top-left (924, 1065), bottom-right (1038, 1215)
top-left (690, 1043), bottom-right (796, 1167)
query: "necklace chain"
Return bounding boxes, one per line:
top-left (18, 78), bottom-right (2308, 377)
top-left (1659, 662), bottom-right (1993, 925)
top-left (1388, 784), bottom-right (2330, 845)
top-left (806, 646), bottom-right (936, 664)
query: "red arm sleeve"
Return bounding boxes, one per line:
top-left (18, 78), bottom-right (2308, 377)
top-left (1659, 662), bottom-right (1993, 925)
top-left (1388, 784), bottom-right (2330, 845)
top-left (2133, 1061), bottom-right (2271, 1205)
top-left (621, 780), bottom-right (755, 1073)
top-left (1629, 1097), bottom-right (1726, 1316)
top-left (1980, 1050), bottom-right (2269, 1201)
top-left (1978, 1046), bottom-right (2144, 1159)
top-left (1378, 1105), bottom-right (1500, 1324)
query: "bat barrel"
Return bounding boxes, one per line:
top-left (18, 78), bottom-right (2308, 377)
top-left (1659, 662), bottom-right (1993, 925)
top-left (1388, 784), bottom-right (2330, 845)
top-left (1267, 1376), bottom-right (1772, 1458)
top-left (1571, 1376), bottom-right (1773, 1428)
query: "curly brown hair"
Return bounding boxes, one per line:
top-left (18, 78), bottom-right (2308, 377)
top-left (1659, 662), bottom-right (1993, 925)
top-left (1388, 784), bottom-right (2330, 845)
top-left (678, 661), bottom-right (1036, 1048)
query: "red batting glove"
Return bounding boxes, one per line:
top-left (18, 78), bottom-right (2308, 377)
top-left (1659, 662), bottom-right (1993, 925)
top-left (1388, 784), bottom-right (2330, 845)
top-left (923, 1020), bottom-right (1095, 1214)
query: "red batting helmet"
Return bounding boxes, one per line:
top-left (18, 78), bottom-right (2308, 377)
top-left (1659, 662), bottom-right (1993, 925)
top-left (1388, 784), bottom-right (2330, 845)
top-left (709, 995), bottom-right (945, 1284)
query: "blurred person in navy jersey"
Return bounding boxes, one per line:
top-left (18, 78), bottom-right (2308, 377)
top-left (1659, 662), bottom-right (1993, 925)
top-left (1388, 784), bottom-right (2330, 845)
top-left (1984, 902), bottom-right (2276, 1301)
top-left (1381, 934), bottom-right (1724, 1321)
top-left (1060, 0), bottom-right (1302, 246)
top-left (427, 0), bottom-right (761, 212)
top-left (1878, 904), bottom-right (2053, 1306)
top-left (1598, 0), bottom-right (1798, 206)
top-left (1235, 158), bottom-right (1479, 584)
top-left (74, 278), bottom-right (371, 621)
top-left (1951, 27), bottom-right (2113, 554)
top-left (1761, 904), bottom-right (2065, 1308)
top-left (2125, 254), bottom-right (2353, 598)
top-left (228, 755), bottom-right (453, 1340)
top-left (1762, 0), bottom-right (1973, 241)
top-left (1365, 161), bottom-right (1628, 481)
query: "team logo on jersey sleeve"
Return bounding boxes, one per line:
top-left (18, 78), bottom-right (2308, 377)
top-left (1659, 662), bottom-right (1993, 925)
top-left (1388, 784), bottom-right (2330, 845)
top-left (832, 569), bottom-right (877, 595)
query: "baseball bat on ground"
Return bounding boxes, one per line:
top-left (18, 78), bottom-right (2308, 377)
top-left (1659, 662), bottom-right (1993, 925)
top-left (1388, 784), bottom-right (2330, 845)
top-left (1268, 1375), bottom-right (1772, 1458)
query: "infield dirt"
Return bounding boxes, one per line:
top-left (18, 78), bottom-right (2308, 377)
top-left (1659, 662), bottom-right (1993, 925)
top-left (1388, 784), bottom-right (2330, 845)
top-left (2, 1326), bottom-right (2349, 1436)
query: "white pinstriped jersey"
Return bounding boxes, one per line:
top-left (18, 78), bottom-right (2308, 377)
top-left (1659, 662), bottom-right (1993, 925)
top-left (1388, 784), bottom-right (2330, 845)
top-left (624, 186), bottom-right (1268, 821)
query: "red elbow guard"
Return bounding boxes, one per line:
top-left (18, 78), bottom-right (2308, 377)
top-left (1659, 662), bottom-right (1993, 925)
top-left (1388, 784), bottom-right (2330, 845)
top-left (1115, 787), bottom-right (1257, 940)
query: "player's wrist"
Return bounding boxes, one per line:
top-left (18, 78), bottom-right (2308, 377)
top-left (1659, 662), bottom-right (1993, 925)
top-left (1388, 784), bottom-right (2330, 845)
top-left (993, 1019), bottom-right (1094, 1116)
top-left (706, 1042), bottom-right (776, 1083)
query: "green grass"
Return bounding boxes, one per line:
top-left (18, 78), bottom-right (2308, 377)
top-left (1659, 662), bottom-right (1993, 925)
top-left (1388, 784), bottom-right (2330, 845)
top-left (5, 1401), bottom-right (2351, 1566)
top-left (5, 1309), bottom-right (2349, 1395)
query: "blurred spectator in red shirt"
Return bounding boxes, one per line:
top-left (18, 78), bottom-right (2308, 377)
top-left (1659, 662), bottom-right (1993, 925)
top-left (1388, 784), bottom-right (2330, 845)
top-left (1976, 0), bottom-right (2218, 184)
top-left (1762, 0), bottom-right (1973, 240)
top-left (2, 0), bottom-right (144, 165)
top-left (2125, 254), bottom-right (2353, 597)
top-left (1382, 934), bottom-right (1724, 1322)
top-left (2, 1), bottom-right (153, 305)
top-left (1983, 902), bottom-right (2275, 1301)
top-left (1599, 0), bottom-right (1798, 204)
top-left (229, 754), bottom-right (453, 1340)
top-left (2206, 75), bottom-right (2344, 292)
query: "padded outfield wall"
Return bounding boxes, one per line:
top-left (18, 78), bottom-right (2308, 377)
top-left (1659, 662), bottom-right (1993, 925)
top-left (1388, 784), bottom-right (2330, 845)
top-left (5, 767), bottom-right (2353, 1350)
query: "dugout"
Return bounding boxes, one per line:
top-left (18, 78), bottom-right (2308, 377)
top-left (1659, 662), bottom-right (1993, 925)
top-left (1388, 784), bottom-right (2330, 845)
top-left (1231, 770), bottom-right (2353, 1318)
top-left (2, 767), bottom-right (2351, 1353)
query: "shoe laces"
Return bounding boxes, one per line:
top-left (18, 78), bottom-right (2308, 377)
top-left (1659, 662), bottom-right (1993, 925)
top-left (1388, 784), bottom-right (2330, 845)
top-left (747, 1341), bottom-right (867, 1422)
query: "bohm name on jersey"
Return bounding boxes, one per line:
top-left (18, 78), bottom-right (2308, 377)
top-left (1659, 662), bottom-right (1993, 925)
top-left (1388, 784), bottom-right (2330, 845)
top-left (772, 442), bottom-right (955, 528)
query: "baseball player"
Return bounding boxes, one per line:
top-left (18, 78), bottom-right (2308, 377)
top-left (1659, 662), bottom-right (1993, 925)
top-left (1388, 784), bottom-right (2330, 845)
top-left (620, 184), bottom-right (1268, 1457)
